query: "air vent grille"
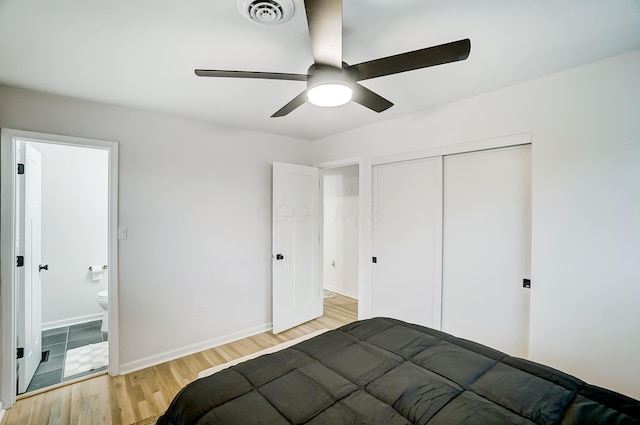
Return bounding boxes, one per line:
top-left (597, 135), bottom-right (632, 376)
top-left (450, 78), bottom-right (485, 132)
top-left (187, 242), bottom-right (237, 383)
top-left (238, 0), bottom-right (294, 25)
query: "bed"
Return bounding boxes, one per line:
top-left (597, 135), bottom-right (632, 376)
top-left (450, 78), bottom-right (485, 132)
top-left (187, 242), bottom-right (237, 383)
top-left (157, 317), bottom-right (640, 424)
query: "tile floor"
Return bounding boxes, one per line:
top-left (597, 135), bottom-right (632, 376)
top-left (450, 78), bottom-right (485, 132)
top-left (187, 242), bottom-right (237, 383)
top-left (25, 320), bottom-right (108, 393)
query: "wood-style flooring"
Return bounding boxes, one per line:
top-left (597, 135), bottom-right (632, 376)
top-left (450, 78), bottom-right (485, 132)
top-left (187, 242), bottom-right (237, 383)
top-left (1, 293), bottom-right (358, 425)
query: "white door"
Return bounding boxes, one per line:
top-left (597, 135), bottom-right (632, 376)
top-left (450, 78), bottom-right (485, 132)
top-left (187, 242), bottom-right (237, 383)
top-left (372, 157), bottom-right (443, 328)
top-left (17, 143), bottom-right (43, 394)
top-left (442, 145), bottom-right (531, 357)
top-left (272, 162), bottom-right (321, 334)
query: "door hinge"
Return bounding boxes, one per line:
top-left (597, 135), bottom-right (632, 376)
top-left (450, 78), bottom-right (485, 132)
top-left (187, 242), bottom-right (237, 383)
top-left (17, 347), bottom-right (24, 359)
top-left (17, 163), bottom-right (25, 175)
top-left (372, 257), bottom-right (377, 263)
top-left (523, 278), bottom-right (531, 289)
top-left (17, 256), bottom-right (24, 267)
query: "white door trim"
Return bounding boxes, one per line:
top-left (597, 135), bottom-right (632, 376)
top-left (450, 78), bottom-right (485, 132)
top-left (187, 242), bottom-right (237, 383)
top-left (371, 132), bottom-right (532, 166)
top-left (0, 128), bottom-right (119, 408)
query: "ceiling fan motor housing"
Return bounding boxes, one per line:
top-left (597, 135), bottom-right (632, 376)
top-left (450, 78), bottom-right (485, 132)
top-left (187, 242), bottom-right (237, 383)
top-left (307, 64), bottom-right (354, 89)
top-left (237, 0), bottom-right (295, 25)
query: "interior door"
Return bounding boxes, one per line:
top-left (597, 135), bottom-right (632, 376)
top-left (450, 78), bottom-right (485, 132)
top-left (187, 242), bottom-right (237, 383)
top-left (442, 145), bottom-right (531, 357)
top-left (371, 157), bottom-right (443, 328)
top-left (17, 142), bottom-right (43, 394)
top-left (272, 162), bottom-right (321, 334)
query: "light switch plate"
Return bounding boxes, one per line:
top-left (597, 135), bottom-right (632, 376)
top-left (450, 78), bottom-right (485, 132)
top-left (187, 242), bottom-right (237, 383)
top-left (118, 227), bottom-right (127, 240)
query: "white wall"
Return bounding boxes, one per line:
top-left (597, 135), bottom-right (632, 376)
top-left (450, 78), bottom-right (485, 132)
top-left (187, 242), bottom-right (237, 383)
top-left (0, 85), bottom-right (310, 371)
top-left (322, 165), bottom-right (359, 298)
top-left (312, 50), bottom-right (640, 399)
top-left (1, 49), bottom-right (637, 399)
top-left (28, 142), bottom-right (108, 328)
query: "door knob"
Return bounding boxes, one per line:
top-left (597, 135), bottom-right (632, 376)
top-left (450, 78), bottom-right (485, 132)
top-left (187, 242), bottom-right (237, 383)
top-left (276, 254), bottom-right (284, 260)
top-left (39, 264), bottom-right (49, 272)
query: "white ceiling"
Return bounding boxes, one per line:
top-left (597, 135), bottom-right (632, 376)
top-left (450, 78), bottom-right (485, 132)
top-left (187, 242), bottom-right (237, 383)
top-left (1, 0), bottom-right (639, 141)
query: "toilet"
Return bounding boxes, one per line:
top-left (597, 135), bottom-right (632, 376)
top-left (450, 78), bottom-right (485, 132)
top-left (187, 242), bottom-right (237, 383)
top-left (96, 290), bottom-right (108, 333)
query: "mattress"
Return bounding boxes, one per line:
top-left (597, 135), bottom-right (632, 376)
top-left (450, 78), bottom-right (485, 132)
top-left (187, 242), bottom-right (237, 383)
top-left (157, 317), bottom-right (640, 424)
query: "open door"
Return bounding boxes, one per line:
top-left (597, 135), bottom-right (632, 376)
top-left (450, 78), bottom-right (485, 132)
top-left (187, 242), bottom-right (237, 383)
top-left (272, 162), bottom-right (321, 334)
top-left (17, 143), bottom-right (43, 394)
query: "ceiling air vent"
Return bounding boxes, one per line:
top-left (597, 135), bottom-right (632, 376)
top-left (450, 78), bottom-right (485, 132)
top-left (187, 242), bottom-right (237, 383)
top-left (238, 0), bottom-right (295, 25)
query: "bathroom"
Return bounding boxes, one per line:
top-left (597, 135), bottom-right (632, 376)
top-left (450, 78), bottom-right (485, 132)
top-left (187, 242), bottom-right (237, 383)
top-left (22, 141), bottom-right (110, 393)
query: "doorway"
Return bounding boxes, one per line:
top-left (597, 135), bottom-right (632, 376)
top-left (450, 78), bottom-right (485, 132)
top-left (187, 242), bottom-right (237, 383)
top-left (321, 164), bottom-right (359, 315)
top-left (271, 161), bottom-right (361, 334)
top-left (0, 129), bottom-right (119, 408)
top-left (322, 165), bottom-right (359, 298)
top-left (22, 142), bottom-right (109, 393)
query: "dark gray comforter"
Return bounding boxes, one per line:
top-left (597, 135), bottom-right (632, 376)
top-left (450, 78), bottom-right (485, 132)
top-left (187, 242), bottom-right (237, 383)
top-left (158, 318), bottom-right (640, 424)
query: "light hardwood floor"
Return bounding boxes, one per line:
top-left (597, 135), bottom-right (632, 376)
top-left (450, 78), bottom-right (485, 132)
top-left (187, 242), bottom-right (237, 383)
top-left (1, 294), bottom-right (357, 425)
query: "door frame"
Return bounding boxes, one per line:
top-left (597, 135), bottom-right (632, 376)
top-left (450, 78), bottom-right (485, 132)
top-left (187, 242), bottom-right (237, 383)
top-left (315, 157), bottom-right (365, 319)
top-left (0, 128), bottom-right (119, 408)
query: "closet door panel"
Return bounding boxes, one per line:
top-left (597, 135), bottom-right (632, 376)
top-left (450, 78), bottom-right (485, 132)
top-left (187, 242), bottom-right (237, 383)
top-left (372, 158), bottom-right (442, 328)
top-left (442, 145), bottom-right (531, 357)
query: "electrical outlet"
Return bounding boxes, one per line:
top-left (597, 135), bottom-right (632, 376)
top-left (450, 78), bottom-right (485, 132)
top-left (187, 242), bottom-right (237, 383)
top-left (195, 300), bottom-right (203, 313)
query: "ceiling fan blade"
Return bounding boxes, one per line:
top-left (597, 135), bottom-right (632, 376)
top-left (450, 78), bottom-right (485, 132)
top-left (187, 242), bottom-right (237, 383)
top-left (351, 83), bottom-right (394, 113)
top-left (349, 38), bottom-right (471, 81)
top-left (271, 91), bottom-right (308, 117)
top-left (195, 69), bottom-right (308, 81)
top-left (304, 0), bottom-right (342, 68)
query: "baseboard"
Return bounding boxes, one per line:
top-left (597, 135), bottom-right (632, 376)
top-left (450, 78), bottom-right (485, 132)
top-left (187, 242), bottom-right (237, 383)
top-left (42, 313), bottom-right (103, 331)
top-left (118, 322), bottom-right (273, 375)
top-left (0, 401), bottom-right (5, 423)
top-left (324, 286), bottom-right (357, 299)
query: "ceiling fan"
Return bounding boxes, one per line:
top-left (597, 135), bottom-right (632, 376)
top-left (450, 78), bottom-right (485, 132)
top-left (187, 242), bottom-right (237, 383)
top-left (195, 0), bottom-right (471, 118)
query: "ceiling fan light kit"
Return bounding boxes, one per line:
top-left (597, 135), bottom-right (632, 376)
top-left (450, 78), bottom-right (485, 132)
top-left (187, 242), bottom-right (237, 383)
top-left (307, 82), bottom-right (353, 107)
top-left (207, 0), bottom-right (471, 116)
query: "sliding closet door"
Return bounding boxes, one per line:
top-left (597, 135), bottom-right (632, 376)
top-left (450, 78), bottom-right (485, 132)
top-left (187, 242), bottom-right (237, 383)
top-left (372, 157), bottom-right (442, 328)
top-left (442, 145), bottom-right (531, 357)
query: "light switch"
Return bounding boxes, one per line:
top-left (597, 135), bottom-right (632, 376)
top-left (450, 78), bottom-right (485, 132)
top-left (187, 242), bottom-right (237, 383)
top-left (118, 227), bottom-right (128, 240)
